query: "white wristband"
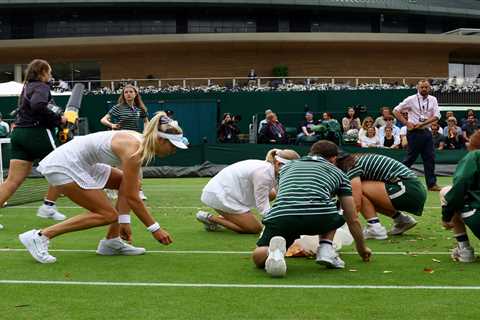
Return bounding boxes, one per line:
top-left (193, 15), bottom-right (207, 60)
top-left (118, 214), bottom-right (131, 224)
top-left (147, 222), bottom-right (160, 233)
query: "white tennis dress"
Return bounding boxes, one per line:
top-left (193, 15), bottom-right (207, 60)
top-left (201, 160), bottom-right (275, 214)
top-left (38, 130), bottom-right (141, 189)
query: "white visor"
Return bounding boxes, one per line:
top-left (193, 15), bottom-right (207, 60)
top-left (157, 132), bottom-right (189, 149)
top-left (275, 155), bottom-right (291, 164)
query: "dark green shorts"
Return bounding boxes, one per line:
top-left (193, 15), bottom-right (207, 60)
top-left (10, 127), bottom-right (59, 162)
top-left (386, 178), bottom-right (427, 216)
top-left (256, 214), bottom-right (345, 247)
top-left (461, 209), bottom-right (480, 240)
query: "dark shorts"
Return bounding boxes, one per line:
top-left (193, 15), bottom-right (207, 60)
top-left (10, 127), bottom-right (59, 162)
top-left (386, 178), bottom-right (427, 216)
top-left (461, 209), bottom-right (480, 240)
top-left (256, 213), bottom-right (346, 248)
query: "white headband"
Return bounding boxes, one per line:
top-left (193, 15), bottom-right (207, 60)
top-left (275, 155), bottom-right (291, 164)
top-left (157, 132), bottom-right (188, 149)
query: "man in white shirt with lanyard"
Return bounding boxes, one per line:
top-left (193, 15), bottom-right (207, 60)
top-left (393, 79), bottom-right (442, 191)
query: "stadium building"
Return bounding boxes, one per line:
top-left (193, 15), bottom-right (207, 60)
top-left (1, 0), bottom-right (480, 83)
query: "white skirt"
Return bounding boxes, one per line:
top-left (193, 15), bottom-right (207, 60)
top-left (201, 191), bottom-right (250, 214)
top-left (38, 163), bottom-right (112, 190)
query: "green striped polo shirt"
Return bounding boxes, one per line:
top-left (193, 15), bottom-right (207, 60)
top-left (108, 103), bottom-right (147, 132)
top-left (263, 156), bottom-right (352, 221)
top-left (347, 153), bottom-right (417, 181)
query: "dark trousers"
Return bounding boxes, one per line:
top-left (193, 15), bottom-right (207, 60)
top-left (404, 129), bottom-right (436, 188)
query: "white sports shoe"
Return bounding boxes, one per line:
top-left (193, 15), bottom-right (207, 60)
top-left (265, 236), bottom-right (287, 277)
top-left (18, 229), bottom-right (56, 264)
top-left (451, 245), bottom-right (475, 263)
top-left (0, 223), bottom-right (4, 230)
top-left (139, 190), bottom-right (148, 201)
top-left (196, 211), bottom-right (222, 231)
top-left (96, 237), bottom-right (146, 256)
top-left (363, 224), bottom-right (388, 240)
top-left (316, 243), bottom-right (345, 269)
top-left (37, 204), bottom-right (66, 221)
top-left (390, 214), bottom-right (417, 236)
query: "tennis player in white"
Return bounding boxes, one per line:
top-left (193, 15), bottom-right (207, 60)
top-left (19, 112), bottom-right (187, 264)
top-left (196, 149), bottom-right (300, 233)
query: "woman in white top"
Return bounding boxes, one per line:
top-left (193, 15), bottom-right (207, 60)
top-left (359, 127), bottom-right (381, 148)
top-left (196, 149), bottom-right (300, 234)
top-left (358, 116), bottom-right (378, 140)
top-left (19, 112), bottom-right (188, 264)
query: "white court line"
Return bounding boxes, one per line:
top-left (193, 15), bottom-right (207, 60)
top-left (0, 248), bottom-right (452, 255)
top-left (0, 280), bottom-right (478, 290)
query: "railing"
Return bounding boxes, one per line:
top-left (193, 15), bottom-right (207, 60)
top-left (51, 76), bottom-right (480, 105)
top-left (63, 76), bottom-right (444, 92)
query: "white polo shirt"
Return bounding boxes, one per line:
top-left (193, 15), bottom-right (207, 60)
top-left (393, 93), bottom-right (441, 125)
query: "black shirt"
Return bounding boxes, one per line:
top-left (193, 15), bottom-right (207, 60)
top-left (15, 81), bottom-right (62, 129)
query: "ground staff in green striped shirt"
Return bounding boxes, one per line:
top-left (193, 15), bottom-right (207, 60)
top-left (252, 141), bottom-right (371, 277)
top-left (439, 131), bottom-right (480, 262)
top-left (334, 153), bottom-right (426, 240)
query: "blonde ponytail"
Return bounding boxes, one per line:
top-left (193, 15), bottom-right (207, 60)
top-left (136, 111), bottom-right (183, 164)
top-left (265, 149), bottom-right (280, 164)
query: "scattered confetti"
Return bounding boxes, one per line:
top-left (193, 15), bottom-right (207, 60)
top-left (432, 258), bottom-right (441, 263)
top-left (349, 269), bottom-right (358, 272)
top-left (383, 270), bottom-right (392, 274)
top-left (423, 268), bottom-right (435, 274)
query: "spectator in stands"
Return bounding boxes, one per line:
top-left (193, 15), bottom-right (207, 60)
top-left (378, 115), bottom-right (400, 142)
top-left (431, 122), bottom-right (446, 150)
top-left (374, 107), bottom-right (397, 128)
top-left (0, 112), bottom-right (10, 138)
top-left (445, 126), bottom-right (465, 150)
top-left (360, 127), bottom-right (381, 148)
top-left (462, 114), bottom-right (479, 146)
top-left (58, 79), bottom-right (70, 91)
top-left (342, 107), bottom-right (361, 132)
top-left (460, 109), bottom-right (476, 127)
top-left (217, 113), bottom-right (240, 143)
top-left (248, 69), bottom-right (257, 81)
top-left (399, 112), bottom-right (409, 149)
top-left (321, 112), bottom-right (342, 145)
top-left (443, 116), bottom-right (462, 137)
top-left (259, 112), bottom-right (288, 144)
top-left (358, 116), bottom-right (376, 140)
top-left (440, 111), bottom-right (455, 128)
top-left (296, 111), bottom-right (317, 144)
top-left (381, 126), bottom-right (400, 149)
top-left (258, 109), bottom-right (273, 133)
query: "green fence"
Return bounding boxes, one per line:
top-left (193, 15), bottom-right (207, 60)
top-left (0, 89), bottom-right (416, 137)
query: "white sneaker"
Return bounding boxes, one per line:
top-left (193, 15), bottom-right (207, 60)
top-left (139, 190), bottom-right (148, 201)
top-left (37, 204), bottom-right (66, 221)
top-left (96, 237), bottom-right (146, 256)
top-left (363, 224), bottom-right (388, 240)
top-left (316, 243), bottom-right (345, 269)
top-left (390, 215), bottom-right (417, 235)
top-left (196, 211), bottom-right (221, 231)
top-left (105, 189), bottom-right (118, 200)
top-left (0, 223), bottom-right (3, 230)
top-left (451, 245), bottom-right (475, 263)
top-left (18, 229), bottom-right (56, 264)
top-left (265, 236), bottom-right (287, 277)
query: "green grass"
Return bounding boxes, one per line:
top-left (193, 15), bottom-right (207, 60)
top-left (0, 176), bottom-right (479, 320)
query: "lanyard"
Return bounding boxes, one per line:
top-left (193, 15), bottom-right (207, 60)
top-left (417, 95), bottom-right (429, 114)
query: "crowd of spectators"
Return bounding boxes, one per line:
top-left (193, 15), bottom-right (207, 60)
top-left (248, 106), bottom-right (480, 150)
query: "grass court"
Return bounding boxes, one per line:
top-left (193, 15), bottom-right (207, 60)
top-left (0, 176), bottom-right (479, 319)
